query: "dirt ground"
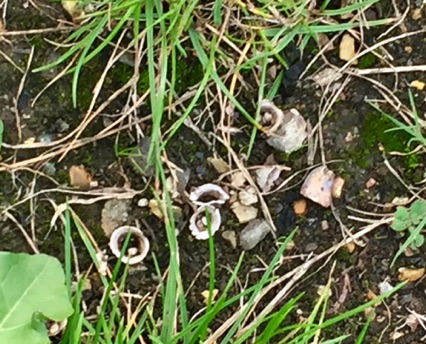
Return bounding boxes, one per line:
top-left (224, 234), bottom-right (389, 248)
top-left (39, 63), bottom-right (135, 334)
top-left (1, 0), bottom-right (426, 343)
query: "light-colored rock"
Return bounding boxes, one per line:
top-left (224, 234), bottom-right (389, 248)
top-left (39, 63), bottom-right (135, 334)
top-left (231, 201), bottom-right (258, 224)
top-left (239, 219), bottom-right (272, 250)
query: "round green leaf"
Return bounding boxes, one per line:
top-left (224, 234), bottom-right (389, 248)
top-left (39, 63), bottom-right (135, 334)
top-left (0, 253), bottom-right (73, 344)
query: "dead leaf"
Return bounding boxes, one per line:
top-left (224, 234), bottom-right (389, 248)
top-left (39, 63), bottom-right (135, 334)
top-left (230, 171), bottom-right (246, 188)
top-left (366, 289), bottom-right (378, 301)
top-left (238, 187), bottom-right (258, 206)
top-left (208, 156), bottom-right (230, 174)
top-left (398, 267), bottom-right (425, 282)
top-left (149, 199), bottom-right (164, 219)
top-left (62, 1), bottom-right (85, 21)
top-left (69, 165), bottom-right (92, 189)
top-left (254, 165), bottom-right (281, 193)
top-left (412, 8), bottom-right (422, 20)
top-left (389, 331), bottom-right (405, 340)
top-left (317, 33), bottom-right (334, 52)
top-left (312, 68), bottom-right (343, 87)
top-left (201, 289), bottom-right (219, 304)
top-left (410, 80), bottom-right (425, 91)
top-left (339, 33), bottom-right (356, 62)
top-left (293, 199), bottom-right (307, 215)
top-left (300, 166), bottom-right (335, 208)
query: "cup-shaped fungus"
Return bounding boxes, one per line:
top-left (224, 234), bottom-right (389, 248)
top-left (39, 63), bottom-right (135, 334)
top-left (189, 205), bottom-right (221, 240)
top-left (109, 226), bottom-right (150, 265)
top-left (260, 99), bottom-right (286, 133)
top-left (260, 99), bottom-right (307, 154)
top-left (189, 183), bottom-right (230, 207)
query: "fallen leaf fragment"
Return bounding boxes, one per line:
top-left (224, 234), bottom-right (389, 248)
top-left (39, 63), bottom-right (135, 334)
top-left (293, 199), bottom-right (307, 215)
top-left (222, 230), bottom-right (237, 248)
top-left (410, 80), bottom-right (425, 91)
top-left (366, 289), bottom-right (378, 301)
top-left (389, 331), bottom-right (405, 340)
top-left (149, 199), bottom-right (164, 219)
top-left (398, 267), bottom-right (425, 282)
top-left (69, 165), bottom-right (92, 189)
top-left (201, 289), bottom-right (219, 304)
top-left (339, 33), bottom-right (356, 62)
top-left (254, 165), bottom-right (281, 193)
top-left (62, 1), bottom-right (85, 20)
top-left (230, 171), bottom-right (246, 188)
top-left (238, 187), bottom-right (258, 206)
top-left (208, 156), bottom-right (230, 174)
top-left (300, 166), bottom-right (335, 208)
top-left (412, 8), bottom-right (422, 20)
top-left (312, 68), bottom-right (343, 87)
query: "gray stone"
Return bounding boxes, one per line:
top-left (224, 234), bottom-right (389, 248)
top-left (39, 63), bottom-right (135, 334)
top-left (239, 219), bottom-right (272, 250)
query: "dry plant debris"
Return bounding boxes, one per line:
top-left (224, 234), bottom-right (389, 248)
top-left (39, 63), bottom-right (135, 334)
top-left (398, 267), bottom-right (425, 282)
top-left (61, 1), bottom-right (86, 21)
top-left (69, 165), bottom-right (94, 189)
top-left (254, 165), bottom-right (282, 193)
top-left (410, 80), bottom-right (425, 90)
top-left (208, 156), bottom-right (230, 174)
top-left (201, 289), bottom-right (219, 304)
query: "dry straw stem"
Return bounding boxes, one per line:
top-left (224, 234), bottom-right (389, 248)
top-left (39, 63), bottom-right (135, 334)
top-left (206, 217), bottom-right (393, 343)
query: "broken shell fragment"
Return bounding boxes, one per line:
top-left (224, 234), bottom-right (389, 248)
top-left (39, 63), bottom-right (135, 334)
top-left (260, 100), bottom-right (308, 154)
top-left (189, 183), bottom-right (230, 207)
top-left (109, 226), bottom-right (150, 265)
top-left (189, 205), bottom-right (221, 240)
top-left (254, 165), bottom-right (281, 193)
top-left (300, 166), bottom-right (335, 208)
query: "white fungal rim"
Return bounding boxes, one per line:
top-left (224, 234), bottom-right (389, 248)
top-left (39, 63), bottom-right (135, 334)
top-left (189, 205), bottom-right (221, 240)
top-left (189, 183), bottom-right (230, 207)
top-left (260, 99), bottom-right (285, 134)
top-left (109, 226), bottom-right (150, 265)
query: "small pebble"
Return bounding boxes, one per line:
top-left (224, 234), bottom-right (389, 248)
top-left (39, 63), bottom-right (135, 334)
top-left (239, 219), bottom-right (272, 250)
top-left (305, 243), bottom-right (318, 252)
top-left (137, 198), bottom-right (149, 207)
top-left (222, 230), bottom-right (237, 249)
